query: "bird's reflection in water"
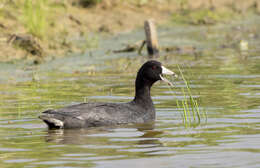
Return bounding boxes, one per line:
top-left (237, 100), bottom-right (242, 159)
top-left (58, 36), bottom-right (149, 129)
top-left (44, 122), bottom-right (165, 147)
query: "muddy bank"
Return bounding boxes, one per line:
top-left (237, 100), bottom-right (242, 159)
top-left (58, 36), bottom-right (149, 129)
top-left (0, 0), bottom-right (259, 63)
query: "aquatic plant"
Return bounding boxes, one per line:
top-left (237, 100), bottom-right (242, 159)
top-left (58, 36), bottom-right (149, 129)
top-left (168, 65), bottom-right (207, 127)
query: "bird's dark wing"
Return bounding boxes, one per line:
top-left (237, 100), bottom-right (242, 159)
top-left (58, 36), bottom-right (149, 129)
top-left (39, 102), bottom-right (137, 128)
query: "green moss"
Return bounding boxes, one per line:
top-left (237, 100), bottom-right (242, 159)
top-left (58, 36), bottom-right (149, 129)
top-left (83, 34), bottom-right (99, 50)
top-left (172, 8), bottom-right (236, 25)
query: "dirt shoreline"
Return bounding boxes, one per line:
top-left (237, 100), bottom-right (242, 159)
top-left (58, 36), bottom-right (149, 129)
top-left (0, 0), bottom-right (259, 63)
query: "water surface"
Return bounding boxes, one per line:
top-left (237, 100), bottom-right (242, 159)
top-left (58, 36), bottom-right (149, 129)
top-left (0, 15), bottom-right (260, 168)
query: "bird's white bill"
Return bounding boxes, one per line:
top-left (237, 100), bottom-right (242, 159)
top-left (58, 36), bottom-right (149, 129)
top-left (161, 66), bottom-right (178, 77)
top-left (160, 66), bottom-right (177, 87)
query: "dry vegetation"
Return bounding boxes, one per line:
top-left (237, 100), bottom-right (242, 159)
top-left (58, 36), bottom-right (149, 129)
top-left (0, 0), bottom-right (259, 63)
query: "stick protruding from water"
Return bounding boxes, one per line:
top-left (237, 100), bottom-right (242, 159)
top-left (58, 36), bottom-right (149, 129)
top-left (144, 19), bottom-right (159, 58)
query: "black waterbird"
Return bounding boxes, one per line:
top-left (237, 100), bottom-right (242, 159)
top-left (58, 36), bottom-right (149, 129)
top-left (39, 60), bottom-right (177, 129)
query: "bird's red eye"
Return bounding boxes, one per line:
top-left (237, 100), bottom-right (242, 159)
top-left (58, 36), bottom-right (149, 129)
top-left (152, 65), bottom-right (157, 70)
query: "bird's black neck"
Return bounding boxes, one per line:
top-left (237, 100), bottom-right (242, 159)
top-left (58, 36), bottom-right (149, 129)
top-left (133, 76), bottom-right (154, 108)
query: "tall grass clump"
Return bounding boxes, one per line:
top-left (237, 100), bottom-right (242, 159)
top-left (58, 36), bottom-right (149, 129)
top-left (168, 65), bottom-right (207, 127)
top-left (22, 0), bottom-right (48, 39)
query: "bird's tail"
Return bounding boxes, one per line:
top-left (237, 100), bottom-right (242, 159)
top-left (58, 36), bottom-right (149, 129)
top-left (39, 111), bottom-right (64, 129)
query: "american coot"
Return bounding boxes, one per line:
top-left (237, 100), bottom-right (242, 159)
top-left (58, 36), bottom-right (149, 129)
top-left (39, 60), bottom-right (177, 129)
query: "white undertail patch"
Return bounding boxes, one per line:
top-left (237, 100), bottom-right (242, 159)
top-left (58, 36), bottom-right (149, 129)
top-left (48, 118), bottom-right (64, 128)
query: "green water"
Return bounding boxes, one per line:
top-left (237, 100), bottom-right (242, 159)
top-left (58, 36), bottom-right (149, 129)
top-left (0, 15), bottom-right (260, 168)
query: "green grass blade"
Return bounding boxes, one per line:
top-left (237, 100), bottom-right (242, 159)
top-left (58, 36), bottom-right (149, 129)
top-left (194, 100), bottom-right (201, 124)
top-left (176, 99), bottom-right (184, 124)
top-left (181, 100), bottom-right (188, 124)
